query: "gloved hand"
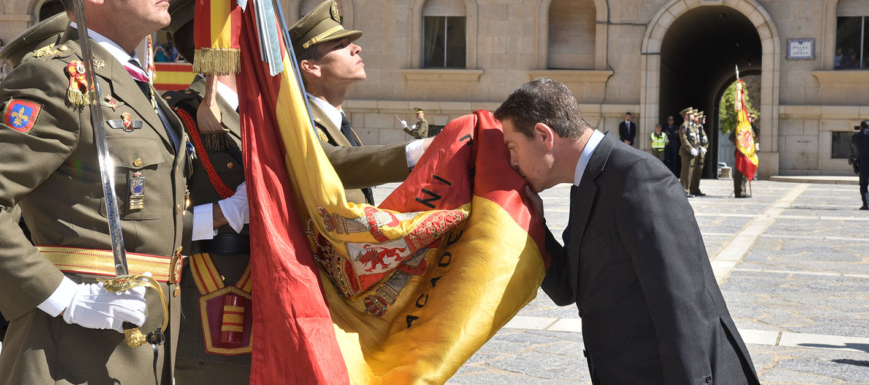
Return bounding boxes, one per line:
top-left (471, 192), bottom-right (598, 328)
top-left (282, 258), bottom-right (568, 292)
top-left (63, 275), bottom-right (149, 333)
top-left (400, 120), bottom-right (408, 129)
top-left (700, 147), bottom-right (707, 155)
top-left (691, 148), bottom-right (699, 157)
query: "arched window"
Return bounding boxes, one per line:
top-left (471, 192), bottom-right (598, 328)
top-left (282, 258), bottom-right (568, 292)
top-left (835, 0), bottom-right (869, 70)
top-left (422, 0), bottom-right (466, 68)
top-left (547, 0), bottom-right (595, 69)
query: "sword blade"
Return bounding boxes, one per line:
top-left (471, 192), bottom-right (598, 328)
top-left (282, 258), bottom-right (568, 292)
top-left (72, 0), bottom-right (129, 277)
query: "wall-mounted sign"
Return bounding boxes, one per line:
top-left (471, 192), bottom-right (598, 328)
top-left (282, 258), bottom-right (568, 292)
top-left (787, 39), bottom-right (814, 60)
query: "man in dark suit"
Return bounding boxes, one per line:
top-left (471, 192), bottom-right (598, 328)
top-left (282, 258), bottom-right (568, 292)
top-left (618, 112), bottom-right (637, 147)
top-left (852, 120), bottom-right (869, 210)
top-left (663, 115), bottom-right (680, 175)
top-left (495, 78), bottom-right (759, 385)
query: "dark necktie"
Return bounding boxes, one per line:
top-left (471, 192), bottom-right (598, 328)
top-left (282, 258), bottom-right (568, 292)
top-left (340, 113), bottom-right (359, 147)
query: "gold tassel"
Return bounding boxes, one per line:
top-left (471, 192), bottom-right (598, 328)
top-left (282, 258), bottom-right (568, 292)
top-left (202, 132), bottom-right (230, 152)
top-left (193, 48), bottom-right (241, 75)
top-left (67, 88), bottom-right (90, 107)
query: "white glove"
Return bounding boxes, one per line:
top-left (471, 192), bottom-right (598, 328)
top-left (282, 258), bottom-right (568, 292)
top-left (700, 147), bottom-right (707, 155)
top-left (755, 143), bottom-right (760, 151)
top-left (218, 182), bottom-right (250, 233)
top-left (691, 148), bottom-right (699, 157)
top-left (400, 120), bottom-right (408, 129)
top-left (62, 276), bottom-right (149, 333)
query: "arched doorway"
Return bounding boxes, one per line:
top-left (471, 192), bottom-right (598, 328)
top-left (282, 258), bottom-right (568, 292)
top-left (660, 6), bottom-right (761, 178)
top-left (640, 0), bottom-right (780, 179)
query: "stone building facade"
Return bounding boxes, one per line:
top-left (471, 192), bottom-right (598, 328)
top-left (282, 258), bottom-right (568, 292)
top-left (2, 0), bottom-right (869, 177)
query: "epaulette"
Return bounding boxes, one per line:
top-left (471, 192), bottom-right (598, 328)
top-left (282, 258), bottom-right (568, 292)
top-left (162, 89), bottom-right (201, 108)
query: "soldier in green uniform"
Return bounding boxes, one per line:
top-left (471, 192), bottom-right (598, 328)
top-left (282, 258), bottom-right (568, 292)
top-left (290, 0), bottom-right (432, 205)
top-left (0, 0), bottom-right (192, 383)
top-left (401, 107), bottom-right (429, 139)
top-left (690, 111), bottom-right (709, 197)
top-left (730, 113), bottom-right (757, 198)
top-left (679, 107), bottom-right (699, 197)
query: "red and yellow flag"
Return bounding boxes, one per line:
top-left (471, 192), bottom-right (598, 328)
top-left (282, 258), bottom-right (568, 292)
top-left (227, 2), bottom-right (548, 384)
top-left (194, 0), bottom-right (242, 74)
top-left (734, 80), bottom-right (758, 180)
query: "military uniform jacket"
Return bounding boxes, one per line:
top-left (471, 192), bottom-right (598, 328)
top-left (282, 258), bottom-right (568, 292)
top-left (0, 28), bottom-right (187, 384)
top-left (307, 95), bottom-right (411, 204)
top-left (679, 122), bottom-right (697, 157)
top-left (404, 117), bottom-right (428, 139)
top-left (163, 77), bottom-right (251, 367)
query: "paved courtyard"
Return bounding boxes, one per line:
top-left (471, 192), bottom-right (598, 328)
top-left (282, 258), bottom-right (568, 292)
top-left (376, 179), bottom-right (869, 385)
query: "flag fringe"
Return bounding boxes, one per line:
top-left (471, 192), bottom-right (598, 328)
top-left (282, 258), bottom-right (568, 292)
top-left (193, 48), bottom-right (241, 75)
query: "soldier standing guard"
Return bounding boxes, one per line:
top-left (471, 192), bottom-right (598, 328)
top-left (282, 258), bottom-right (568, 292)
top-left (0, 0), bottom-right (196, 383)
top-left (401, 107), bottom-right (429, 139)
top-left (679, 107), bottom-right (699, 197)
top-left (690, 111), bottom-right (709, 197)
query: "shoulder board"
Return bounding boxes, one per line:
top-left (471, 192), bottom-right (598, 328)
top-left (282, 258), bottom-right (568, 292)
top-left (162, 89), bottom-right (201, 108)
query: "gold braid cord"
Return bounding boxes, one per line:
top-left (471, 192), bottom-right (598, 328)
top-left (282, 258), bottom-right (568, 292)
top-left (99, 275), bottom-right (170, 348)
top-left (193, 48), bottom-right (241, 75)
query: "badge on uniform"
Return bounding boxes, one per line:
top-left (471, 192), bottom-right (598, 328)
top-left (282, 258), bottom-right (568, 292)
top-left (66, 60), bottom-right (91, 107)
top-left (106, 112), bottom-right (143, 132)
top-left (3, 99), bottom-right (42, 134)
top-left (129, 171), bottom-right (145, 210)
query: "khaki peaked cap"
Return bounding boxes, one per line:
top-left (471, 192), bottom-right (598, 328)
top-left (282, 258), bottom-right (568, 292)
top-left (288, 0), bottom-right (362, 53)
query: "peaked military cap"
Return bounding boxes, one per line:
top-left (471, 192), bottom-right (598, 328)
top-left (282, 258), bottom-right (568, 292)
top-left (166, 0), bottom-right (195, 36)
top-left (0, 12), bottom-right (68, 67)
top-left (696, 111), bottom-right (705, 118)
top-left (680, 107), bottom-right (694, 116)
top-left (414, 107), bottom-right (424, 113)
top-left (289, 0), bottom-right (362, 53)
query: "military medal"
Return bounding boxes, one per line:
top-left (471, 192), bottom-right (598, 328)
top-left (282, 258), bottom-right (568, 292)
top-left (66, 60), bottom-right (90, 107)
top-left (129, 171), bottom-right (145, 210)
top-left (92, 55), bottom-right (106, 69)
top-left (106, 112), bottom-right (142, 132)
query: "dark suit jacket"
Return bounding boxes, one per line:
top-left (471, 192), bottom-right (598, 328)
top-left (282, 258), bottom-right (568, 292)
top-left (542, 133), bottom-right (759, 385)
top-left (618, 121), bottom-right (637, 146)
top-left (852, 130), bottom-right (869, 165)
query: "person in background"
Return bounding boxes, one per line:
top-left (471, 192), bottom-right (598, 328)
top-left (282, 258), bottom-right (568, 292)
top-left (834, 48), bottom-right (844, 69)
top-left (664, 115), bottom-right (680, 175)
top-left (618, 111), bottom-right (636, 147)
top-left (401, 107), bottom-right (429, 139)
top-left (852, 120), bottom-right (869, 210)
top-left (650, 123), bottom-right (668, 162)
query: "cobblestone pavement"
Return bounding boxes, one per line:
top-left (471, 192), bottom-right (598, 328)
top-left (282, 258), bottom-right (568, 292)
top-left (373, 179), bottom-right (869, 385)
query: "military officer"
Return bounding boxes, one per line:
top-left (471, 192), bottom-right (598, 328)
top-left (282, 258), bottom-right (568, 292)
top-left (401, 107), bottom-right (429, 139)
top-left (290, 0), bottom-right (432, 205)
top-left (730, 113), bottom-right (757, 198)
top-left (679, 107), bottom-right (699, 197)
top-left (690, 111), bottom-right (709, 197)
top-left (0, 0), bottom-right (192, 383)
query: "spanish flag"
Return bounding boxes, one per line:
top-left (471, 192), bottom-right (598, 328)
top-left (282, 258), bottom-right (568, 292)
top-left (734, 80), bottom-right (759, 180)
top-left (216, 2), bottom-right (548, 383)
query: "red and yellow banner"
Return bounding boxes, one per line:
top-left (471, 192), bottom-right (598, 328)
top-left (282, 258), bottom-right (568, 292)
top-left (194, 0), bottom-right (241, 74)
top-left (152, 63), bottom-right (196, 91)
top-left (734, 80), bottom-right (758, 180)
top-left (232, 3), bottom-right (548, 384)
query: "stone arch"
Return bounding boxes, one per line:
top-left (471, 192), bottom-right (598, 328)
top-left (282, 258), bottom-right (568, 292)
top-left (535, 0), bottom-right (607, 70)
top-left (639, 0), bottom-right (781, 177)
top-left (409, 0), bottom-right (478, 69)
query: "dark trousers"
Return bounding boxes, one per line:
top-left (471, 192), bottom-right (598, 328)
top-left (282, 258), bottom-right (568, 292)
top-left (860, 170), bottom-right (868, 207)
top-left (664, 145), bottom-right (679, 176)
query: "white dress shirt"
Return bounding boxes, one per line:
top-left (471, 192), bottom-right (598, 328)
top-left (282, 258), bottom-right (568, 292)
top-left (573, 130), bottom-right (605, 186)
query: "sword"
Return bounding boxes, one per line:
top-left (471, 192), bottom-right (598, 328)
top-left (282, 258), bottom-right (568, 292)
top-left (72, 0), bottom-right (168, 349)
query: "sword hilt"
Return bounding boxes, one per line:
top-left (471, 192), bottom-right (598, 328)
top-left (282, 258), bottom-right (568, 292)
top-left (100, 275), bottom-right (170, 348)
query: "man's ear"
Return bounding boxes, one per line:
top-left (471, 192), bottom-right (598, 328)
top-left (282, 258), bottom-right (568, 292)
top-left (533, 122), bottom-right (556, 150)
top-left (299, 59), bottom-right (320, 79)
